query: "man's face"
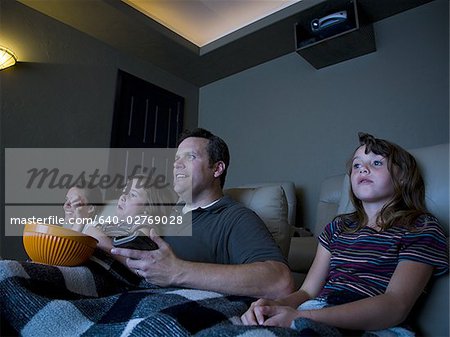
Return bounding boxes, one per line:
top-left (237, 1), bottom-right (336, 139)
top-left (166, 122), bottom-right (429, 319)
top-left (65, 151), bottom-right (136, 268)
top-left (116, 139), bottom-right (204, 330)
top-left (173, 137), bottom-right (216, 202)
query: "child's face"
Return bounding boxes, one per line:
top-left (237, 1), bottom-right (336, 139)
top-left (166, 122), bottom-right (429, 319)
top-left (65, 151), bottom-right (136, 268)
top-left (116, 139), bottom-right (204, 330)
top-left (116, 178), bottom-right (149, 219)
top-left (350, 145), bottom-right (395, 207)
top-left (64, 187), bottom-right (92, 221)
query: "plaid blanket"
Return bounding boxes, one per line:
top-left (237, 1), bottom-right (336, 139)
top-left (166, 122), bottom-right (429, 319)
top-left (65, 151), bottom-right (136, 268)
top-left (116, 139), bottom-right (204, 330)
top-left (0, 251), bottom-right (300, 337)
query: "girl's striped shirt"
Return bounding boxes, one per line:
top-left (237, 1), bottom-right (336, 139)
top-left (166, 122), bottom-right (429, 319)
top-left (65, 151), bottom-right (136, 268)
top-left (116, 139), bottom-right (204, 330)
top-left (318, 215), bottom-right (448, 299)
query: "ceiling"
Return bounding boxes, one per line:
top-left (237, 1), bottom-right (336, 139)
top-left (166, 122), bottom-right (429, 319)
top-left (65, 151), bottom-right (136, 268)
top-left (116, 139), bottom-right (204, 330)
top-left (121, 0), bottom-right (302, 48)
top-left (18, 0), bottom-right (329, 86)
top-left (18, 0), bottom-right (433, 87)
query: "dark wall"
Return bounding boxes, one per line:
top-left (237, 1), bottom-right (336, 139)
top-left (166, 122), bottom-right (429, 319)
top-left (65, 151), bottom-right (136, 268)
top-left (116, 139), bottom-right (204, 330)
top-left (0, 0), bottom-right (199, 259)
top-left (199, 0), bottom-right (449, 228)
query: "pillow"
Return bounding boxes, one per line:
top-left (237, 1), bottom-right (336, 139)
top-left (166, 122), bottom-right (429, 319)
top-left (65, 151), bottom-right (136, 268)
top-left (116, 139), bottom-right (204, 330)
top-left (337, 174), bottom-right (355, 215)
top-left (224, 185), bottom-right (290, 257)
top-left (409, 144), bottom-right (449, 235)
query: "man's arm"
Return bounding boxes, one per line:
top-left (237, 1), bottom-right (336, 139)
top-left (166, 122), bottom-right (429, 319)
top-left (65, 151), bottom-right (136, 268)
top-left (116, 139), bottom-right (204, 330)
top-left (173, 259), bottom-right (294, 299)
top-left (111, 229), bottom-right (295, 298)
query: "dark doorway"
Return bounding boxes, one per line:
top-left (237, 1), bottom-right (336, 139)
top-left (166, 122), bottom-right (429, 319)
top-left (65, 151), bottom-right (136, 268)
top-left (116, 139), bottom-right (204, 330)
top-left (111, 70), bottom-right (184, 148)
top-left (107, 71), bottom-right (184, 198)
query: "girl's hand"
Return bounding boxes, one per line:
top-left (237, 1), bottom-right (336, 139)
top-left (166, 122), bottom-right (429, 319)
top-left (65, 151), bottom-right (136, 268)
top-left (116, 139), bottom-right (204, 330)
top-left (258, 305), bottom-right (301, 327)
top-left (69, 198), bottom-right (93, 231)
top-left (241, 298), bottom-right (282, 325)
top-left (73, 204), bottom-right (87, 219)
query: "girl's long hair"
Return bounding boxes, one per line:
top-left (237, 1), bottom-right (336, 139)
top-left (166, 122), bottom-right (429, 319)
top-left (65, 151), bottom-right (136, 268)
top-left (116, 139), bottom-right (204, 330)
top-left (341, 132), bottom-right (427, 231)
top-left (128, 174), bottom-right (176, 216)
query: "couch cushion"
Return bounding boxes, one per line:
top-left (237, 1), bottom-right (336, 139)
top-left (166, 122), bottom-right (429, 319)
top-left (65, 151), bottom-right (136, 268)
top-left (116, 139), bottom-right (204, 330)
top-left (231, 182), bottom-right (297, 226)
top-left (410, 143), bottom-right (449, 235)
top-left (288, 236), bottom-right (317, 272)
top-left (337, 174), bottom-right (355, 215)
top-left (224, 185), bottom-right (290, 257)
top-left (314, 174), bottom-right (346, 236)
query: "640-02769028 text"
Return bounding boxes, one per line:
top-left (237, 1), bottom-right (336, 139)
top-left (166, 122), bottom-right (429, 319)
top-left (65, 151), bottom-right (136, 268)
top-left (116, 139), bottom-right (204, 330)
top-left (94, 215), bottom-right (184, 226)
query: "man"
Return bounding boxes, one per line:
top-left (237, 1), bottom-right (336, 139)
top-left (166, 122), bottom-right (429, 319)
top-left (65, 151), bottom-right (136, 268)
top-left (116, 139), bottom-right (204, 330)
top-left (112, 128), bottom-right (294, 299)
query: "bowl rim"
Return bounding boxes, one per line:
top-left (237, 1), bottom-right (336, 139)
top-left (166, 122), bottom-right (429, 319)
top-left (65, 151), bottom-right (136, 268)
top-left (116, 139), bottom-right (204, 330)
top-left (24, 223), bottom-right (98, 248)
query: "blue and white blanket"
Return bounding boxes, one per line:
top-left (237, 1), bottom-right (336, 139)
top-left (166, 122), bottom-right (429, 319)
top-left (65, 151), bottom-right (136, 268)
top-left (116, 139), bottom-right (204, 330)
top-left (0, 251), bottom-right (409, 337)
top-left (0, 251), bottom-right (300, 337)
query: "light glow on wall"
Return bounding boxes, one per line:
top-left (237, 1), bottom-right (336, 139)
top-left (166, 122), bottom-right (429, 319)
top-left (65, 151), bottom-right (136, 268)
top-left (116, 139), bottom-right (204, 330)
top-left (0, 46), bottom-right (17, 70)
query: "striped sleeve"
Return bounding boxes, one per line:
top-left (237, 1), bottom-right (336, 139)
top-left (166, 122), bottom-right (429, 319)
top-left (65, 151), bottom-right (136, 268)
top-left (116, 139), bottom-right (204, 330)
top-left (318, 221), bottom-right (335, 252)
top-left (399, 215), bottom-right (449, 276)
top-left (318, 219), bottom-right (347, 252)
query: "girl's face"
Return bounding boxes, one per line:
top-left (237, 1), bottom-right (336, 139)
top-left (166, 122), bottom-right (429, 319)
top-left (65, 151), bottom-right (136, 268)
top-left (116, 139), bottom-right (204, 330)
top-left (350, 145), bottom-right (395, 208)
top-left (116, 178), bottom-right (149, 219)
top-left (64, 187), bottom-right (92, 221)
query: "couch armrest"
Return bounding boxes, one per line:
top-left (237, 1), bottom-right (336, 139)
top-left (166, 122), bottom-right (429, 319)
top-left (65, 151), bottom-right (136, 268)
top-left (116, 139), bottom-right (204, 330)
top-left (288, 236), bottom-right (317, 273)
top-left (412, 274), bottom-right (449, 336)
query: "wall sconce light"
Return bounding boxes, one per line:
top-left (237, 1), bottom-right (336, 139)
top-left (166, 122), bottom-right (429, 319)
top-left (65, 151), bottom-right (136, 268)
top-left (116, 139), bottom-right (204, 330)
top-left (0, 47), bottom-right (17, 70)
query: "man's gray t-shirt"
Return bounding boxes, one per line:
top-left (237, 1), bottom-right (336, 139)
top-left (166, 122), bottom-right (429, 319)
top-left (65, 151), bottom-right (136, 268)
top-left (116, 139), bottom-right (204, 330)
top-left (164, 196), bottom-right (286, 265)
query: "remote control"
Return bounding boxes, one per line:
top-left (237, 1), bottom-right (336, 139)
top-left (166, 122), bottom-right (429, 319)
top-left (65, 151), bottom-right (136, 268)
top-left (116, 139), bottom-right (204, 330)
top-left (112, 231), bottom-right (158, 250)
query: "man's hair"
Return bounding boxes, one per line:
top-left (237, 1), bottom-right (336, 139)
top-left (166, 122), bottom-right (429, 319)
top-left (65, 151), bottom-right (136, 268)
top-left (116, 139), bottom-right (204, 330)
top-left (341, 132), bottom-right (427, 231)
top-left (177, 128), bottom-right (230, 188)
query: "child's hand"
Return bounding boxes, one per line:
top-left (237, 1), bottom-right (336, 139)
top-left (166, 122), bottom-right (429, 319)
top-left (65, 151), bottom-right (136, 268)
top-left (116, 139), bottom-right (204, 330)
top-left (241, 298), bottom-right (282, 325)
top-left (257, 305), bottom-right (301, 327)
top-left (66, 197), bottom-right (91, 231)
top-left (71, 197), bottom-right (93, 219)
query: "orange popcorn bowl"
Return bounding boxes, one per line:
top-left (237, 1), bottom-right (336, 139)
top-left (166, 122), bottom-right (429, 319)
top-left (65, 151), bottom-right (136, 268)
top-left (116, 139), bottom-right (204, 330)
top-left (23, 223), bottom-right (98, 266)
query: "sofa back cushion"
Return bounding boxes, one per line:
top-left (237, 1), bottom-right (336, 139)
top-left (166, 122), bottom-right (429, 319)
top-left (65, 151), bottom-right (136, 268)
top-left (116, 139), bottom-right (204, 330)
top-left (409, 144), bottom-right (449, 234)
top-left (313, 174), bottom-right (344, 236)
top-left (408, 144), bottom-right (449, 336)
top-left (224, 184), bottom-right (291, 257)
top-left (228, 182), bottom-right (297, 227)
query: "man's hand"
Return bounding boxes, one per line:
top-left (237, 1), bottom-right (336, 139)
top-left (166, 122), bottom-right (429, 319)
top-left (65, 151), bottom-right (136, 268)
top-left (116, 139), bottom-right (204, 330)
top-left (111, 228), bottom-right (183, 286)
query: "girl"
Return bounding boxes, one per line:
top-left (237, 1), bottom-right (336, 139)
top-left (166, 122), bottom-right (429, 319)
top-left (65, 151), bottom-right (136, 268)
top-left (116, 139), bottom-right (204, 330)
top-left (64, 184), bottom-right (103, 232)
top-left (84, 174), bottom-right (175, 254)
top-left (241, 133), bottom-right (448, 336)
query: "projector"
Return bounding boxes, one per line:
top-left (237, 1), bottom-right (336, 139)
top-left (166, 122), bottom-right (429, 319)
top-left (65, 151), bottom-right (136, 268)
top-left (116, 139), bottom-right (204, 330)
top-left (311, 10), bottom-right (348, 33)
